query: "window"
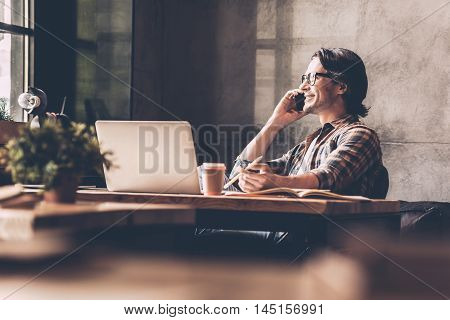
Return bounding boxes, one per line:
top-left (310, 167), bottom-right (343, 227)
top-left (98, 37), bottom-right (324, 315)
top-left (0, 0), bottom-right (33, 121)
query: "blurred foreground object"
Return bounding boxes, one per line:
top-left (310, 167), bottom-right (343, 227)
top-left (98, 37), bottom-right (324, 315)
top-left (0, 121), bottom-right (112, 203)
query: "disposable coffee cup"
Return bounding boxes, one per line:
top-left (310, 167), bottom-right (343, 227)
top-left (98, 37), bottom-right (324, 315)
top-left (201, 163), bottom-right (226, 195)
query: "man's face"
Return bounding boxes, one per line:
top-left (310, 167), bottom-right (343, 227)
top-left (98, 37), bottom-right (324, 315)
top-left (299, 58), bottom-right (341, 114)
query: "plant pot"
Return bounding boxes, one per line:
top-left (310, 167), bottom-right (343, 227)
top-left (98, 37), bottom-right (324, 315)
top-left (0, 121), bottom-right (26, 145)
top-left (43, 174), bottom-right (80, 204)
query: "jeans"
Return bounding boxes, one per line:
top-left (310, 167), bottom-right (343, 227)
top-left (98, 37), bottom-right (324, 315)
top-left (194, 228), bottom-right (309, 262)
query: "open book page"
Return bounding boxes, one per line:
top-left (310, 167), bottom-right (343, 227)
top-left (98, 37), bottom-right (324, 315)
top-left (225, 187), bottom-right (370, 201)
top-left (295, 189), bottom-right (370, 201)
top-left (225, 187), bottom-right (311, 197)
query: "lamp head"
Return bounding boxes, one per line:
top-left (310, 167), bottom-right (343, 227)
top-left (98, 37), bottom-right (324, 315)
top-left (18, 87), bottom-right (48, 115)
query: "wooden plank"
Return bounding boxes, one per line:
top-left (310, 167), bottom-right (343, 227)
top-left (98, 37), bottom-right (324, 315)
top-left (1, 201), bottom-right (196, 230)
top-left (76, 189), bottom-right (400, 215)
top-left (33, 201), bottom-right (193, 217)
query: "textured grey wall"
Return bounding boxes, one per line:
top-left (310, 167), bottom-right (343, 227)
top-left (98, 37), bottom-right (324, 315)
top-left (250, 0), bottom-right (450, 201)
top-left (133, 0), bottom-right (450, 201)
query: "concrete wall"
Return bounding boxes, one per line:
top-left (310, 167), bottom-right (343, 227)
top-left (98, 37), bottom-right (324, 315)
top-left (74, 0), bottom-right (132, 122)
top-left (266, 0), bottom-right (450, 202)
top-left (132, 0), bottom-right (256, 126)
top-left (133, 0), bottom-right (450, 201)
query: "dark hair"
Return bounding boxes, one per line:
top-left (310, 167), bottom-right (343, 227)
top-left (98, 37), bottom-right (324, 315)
top-left (312, 48), bottom-right (369, 117)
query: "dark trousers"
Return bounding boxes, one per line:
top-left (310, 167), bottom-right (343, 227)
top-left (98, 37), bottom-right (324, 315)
top-left (194, 228), bottom-right (311, 262)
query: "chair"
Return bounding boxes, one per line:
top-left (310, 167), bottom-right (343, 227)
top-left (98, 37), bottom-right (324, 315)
top-left (370, 165), bottom-right (389, 199)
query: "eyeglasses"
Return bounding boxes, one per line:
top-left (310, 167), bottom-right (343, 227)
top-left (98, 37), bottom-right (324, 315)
top-left (300, 72), bottom-right (337, 86)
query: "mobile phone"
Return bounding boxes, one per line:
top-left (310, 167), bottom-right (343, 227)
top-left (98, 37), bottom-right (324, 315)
top-left (294, 93), bottom-right (305, 112)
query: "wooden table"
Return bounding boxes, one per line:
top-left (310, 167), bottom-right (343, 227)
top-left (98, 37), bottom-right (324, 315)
top-left (2, 191), bottom-right (444, 300)
top-left (18, 189), bottom-right (401, 248)
top-left (76, 189), bottom-right (400, 215)
top-left (74, 189), bottom-right (401, 245)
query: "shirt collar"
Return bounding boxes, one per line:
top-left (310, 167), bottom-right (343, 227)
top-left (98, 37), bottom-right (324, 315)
top-left (326, 114), bottom-right (358, 129)
top-left (306, 114), bottom-right (358, 146)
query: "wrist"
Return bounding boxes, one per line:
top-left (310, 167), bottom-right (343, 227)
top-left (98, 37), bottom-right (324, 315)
top-left (280, 174), bottom-right (319, 189)
top-left (270, 174), bottom-right (286, 188)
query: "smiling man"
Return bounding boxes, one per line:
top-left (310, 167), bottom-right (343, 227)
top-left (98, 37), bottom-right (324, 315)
top-left (232, 48), bottom-right (387, 198)
top-left (196, 48), bottom-right (388, 260)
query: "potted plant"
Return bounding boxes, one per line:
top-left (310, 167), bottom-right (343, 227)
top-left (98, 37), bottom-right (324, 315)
top-left (0, 120), bottom-right (112, 203)
top-left (0, 97), bottom-right (26, 145)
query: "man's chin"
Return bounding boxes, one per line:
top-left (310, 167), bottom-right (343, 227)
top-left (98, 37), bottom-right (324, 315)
top-left (303, 103), bottom-right (316, 115)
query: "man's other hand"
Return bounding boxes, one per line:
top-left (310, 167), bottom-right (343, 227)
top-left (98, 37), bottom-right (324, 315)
top-left (238, 165), bottom-right (280, 192)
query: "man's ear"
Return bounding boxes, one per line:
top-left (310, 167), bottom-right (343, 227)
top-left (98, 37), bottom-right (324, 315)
top-left (337, 83), bottom-right (348, 95)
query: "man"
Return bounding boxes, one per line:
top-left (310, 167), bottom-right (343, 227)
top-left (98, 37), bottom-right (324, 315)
top-left (232, 48), bottom-right (387, 198)
top-left (195, 48), bottom-right (387, 259)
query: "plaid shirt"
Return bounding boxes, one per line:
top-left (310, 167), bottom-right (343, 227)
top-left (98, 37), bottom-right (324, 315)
top-left (231, 114), bottom-right (383, 196)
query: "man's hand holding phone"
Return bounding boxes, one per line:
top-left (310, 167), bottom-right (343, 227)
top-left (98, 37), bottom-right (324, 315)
top-left (268, 89), bottom-right (307, 129)
top-left (238, 89), bottom-right (307, 165)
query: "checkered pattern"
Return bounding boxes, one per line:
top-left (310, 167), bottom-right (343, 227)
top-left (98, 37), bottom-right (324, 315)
top-left (231, 115), bottom-right (383, 196)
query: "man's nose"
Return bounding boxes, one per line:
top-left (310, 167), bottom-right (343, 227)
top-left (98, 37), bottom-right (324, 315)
top-left (299, 78), bottom-right (310, 91)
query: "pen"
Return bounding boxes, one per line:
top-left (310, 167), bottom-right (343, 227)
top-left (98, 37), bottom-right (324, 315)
top-left (223, 156), bottom-right (263, 189)
top-left (60, 96), bottom-right (67, 114)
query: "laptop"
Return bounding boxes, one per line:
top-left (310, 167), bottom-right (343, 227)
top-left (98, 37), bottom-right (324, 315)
top-left (95, 121), bottom-right (201, 194)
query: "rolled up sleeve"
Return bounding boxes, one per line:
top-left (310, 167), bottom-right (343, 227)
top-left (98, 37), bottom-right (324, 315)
top-left (229, 142), bottom-right (303, 181)
top-left (265, 152), bottom-right (291, 175)
top-left (265, 142), bottom-right (305, 175)
top-left (309, 127), bottom-right (381, 193)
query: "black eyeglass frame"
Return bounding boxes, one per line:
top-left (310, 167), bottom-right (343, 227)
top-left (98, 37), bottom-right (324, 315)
top-left (300, 72), bottom-right (340, 86)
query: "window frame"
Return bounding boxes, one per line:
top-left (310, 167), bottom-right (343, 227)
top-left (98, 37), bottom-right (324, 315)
top-left (0, 0), bottom-right (34, 122)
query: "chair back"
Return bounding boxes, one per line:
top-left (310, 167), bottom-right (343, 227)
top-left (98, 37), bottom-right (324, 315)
top-left (371, 165), bottom-right (389, 199)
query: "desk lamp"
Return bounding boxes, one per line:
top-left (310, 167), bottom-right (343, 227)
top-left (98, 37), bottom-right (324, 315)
top-left (18, 87), bottom-right (70, 128)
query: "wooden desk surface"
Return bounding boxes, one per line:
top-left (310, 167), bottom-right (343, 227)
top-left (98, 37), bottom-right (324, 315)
top-left (76, 189), bottom-right (400, 216)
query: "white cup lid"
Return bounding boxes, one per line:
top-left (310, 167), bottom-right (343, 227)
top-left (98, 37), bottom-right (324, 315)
top-left (202, 163), bottom-right (226, 170)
